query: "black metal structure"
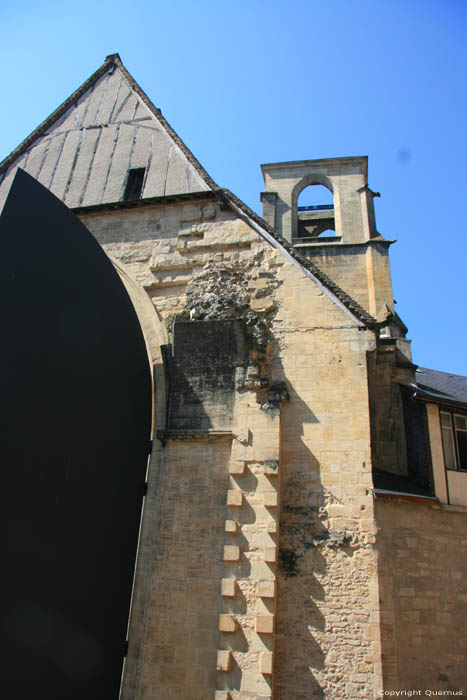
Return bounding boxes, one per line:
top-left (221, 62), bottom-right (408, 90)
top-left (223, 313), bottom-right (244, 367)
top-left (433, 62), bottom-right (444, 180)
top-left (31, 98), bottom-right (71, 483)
top-left (0, 170), bottom-right (152, 698)
top-left (297, 204), bottom-right (334, 211)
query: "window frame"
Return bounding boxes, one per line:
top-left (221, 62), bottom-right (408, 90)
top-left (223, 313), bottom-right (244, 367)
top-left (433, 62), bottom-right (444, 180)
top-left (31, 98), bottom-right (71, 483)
top-left (123, 168), bottom-right (146, 201)
top-left (440, 407), bottom-right (467, 472)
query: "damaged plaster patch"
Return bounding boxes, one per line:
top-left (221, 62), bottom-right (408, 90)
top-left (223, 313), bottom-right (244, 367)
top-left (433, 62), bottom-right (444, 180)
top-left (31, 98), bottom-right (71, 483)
top-left (184, 262), bottom-right (277, 349)
top-left (169, 260), bottom-right (285, 405)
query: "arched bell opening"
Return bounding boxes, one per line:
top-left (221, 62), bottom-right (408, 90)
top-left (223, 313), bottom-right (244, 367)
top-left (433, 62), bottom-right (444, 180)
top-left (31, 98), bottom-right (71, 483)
top-left (290, 172), bottom-right (342, 242)
top-left (296, 183), bottom-right (336, 239)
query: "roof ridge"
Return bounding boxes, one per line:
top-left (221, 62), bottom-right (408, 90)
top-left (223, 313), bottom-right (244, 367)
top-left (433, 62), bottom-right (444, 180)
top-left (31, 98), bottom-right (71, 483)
top-left (217, 187), bottom-right (378, 328)
top-left (0, 54), bottom-right (219, 191)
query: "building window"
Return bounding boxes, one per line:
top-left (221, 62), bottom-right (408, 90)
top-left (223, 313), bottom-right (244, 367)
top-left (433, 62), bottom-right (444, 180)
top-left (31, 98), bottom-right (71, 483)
top-left (123, 168), bottom-right (146, 201)
top-left (440, 410), bottom-right (467, 470)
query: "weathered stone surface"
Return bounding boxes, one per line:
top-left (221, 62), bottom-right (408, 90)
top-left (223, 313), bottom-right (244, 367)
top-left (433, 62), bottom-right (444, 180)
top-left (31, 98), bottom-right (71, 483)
top-left (376, 499), bottom-right (467, 692)
top-left (164, 319), bottom-right (249, 430)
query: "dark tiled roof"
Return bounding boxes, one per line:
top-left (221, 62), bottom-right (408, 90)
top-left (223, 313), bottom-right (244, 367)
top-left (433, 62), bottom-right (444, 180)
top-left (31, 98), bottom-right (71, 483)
top-left (414, 367), bottom-right (467, 406)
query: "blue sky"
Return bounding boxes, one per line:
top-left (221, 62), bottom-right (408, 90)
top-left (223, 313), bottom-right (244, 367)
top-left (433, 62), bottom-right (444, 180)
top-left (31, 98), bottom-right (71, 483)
top-left (1, 0), bottom-right (466, 374)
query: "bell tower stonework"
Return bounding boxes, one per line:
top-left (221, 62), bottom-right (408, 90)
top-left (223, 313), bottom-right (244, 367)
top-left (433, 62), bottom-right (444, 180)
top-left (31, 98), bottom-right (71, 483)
top-left (261, 157), bottom-right (395, 324)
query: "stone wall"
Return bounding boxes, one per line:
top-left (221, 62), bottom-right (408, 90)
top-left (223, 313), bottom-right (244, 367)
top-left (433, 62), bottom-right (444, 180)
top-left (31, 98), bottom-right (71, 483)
top-left (77, 197), bottom-right (383, 699)
top-left (137, 437), bottom-right (231, 700)
top-left (367, 339), bottom-right (415, 477)
top-left (297, 241), bottom-right (394, 322)
top-left (376, 496), bottom-right (467, 693)
top-left (270, 262), bottom-right (382, 699)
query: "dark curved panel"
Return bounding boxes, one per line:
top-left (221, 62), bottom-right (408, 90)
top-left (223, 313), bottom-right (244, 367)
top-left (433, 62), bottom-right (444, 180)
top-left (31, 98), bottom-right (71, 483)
top-left (0, 170), bottom-right (152, 698)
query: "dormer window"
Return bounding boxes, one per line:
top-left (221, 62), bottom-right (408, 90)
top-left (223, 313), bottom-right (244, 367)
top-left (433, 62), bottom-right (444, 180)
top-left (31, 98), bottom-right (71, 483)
top-left (123, 168), bottom-right (146, 201)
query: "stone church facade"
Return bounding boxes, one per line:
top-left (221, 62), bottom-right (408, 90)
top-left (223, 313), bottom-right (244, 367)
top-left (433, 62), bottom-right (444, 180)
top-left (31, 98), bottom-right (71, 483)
top-left (1, 54), bottom-right (466, 699)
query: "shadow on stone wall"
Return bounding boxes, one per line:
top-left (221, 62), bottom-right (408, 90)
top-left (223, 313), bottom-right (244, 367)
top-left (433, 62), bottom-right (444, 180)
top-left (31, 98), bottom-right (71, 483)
top-left (275, 381), bottom-right (327, 699)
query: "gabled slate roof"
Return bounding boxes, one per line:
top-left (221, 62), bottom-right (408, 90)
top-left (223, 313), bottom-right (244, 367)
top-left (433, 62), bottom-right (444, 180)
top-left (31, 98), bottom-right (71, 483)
top-left (413, 367), bottom-right (467, 407)
top-left (0, 54), bottom-right (216, 210)
top-left (0, 54), bottom-right (378, 330)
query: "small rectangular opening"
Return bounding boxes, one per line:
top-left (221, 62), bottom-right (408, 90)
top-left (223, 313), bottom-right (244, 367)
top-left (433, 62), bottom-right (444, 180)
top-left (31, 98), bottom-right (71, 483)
top-left (123, 168), bottom-right (146, 201)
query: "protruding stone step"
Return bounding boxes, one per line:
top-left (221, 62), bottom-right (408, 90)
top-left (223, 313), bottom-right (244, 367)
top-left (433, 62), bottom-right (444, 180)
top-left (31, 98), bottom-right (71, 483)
top-left (256, 615), bottom-right (274, 634)
top-left (264, 546), bottom-right (277, 563)
top-left (258, 579), bottom-right (276, 598)
top-left (225, 519), bottom-right (238, 533)
top-left (219, 614), bottom-right (237, 633)
top-left (229, 460), bottom-right (245, 475)
top-left (217, 650), bottom-right (232, 672)
top-left (221, 578), bottom-right (236, 597)
top-left (227, 490), bottom-right (243, 507)
top-left (263, 492), bottom-right (278, 507)
top-left (224, 545), bottom-right (240, 562)
top-left (260, 652), bottom-right (274, 675)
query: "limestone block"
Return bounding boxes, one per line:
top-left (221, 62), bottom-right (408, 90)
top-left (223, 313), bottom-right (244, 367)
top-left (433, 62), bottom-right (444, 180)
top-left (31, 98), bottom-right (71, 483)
top-left (241, 671), bottom-right (272, 695)
top-left (251, 532), bottom-right (275, 549)
top-left (202, 204), bottom-right (217, 220)
top-left (260, 652), bottom-right (274, 675)
top-left (150, 252), bottom-right (192, 271)
top-left (224, 546), bottom-right (240, 562)
top-left (258, 580), bottom-right (276, 598)
top-left (219, 614), bottom-right (237, 633)
top-left (225, 520), bottom-right (238, 533)
top-left (250, 297), bottom-right (276, 313)
top-left (221, 578), bottom-right (236, 597)
top-left (214, 692), bottom-right (231, 700)
top-left (264, 547), bottom-right (277, 563)
top-left (227, 490), bottom-right (243, 507)
top-left (178, 227), bottom-right (204, 238)
top-left (263, 492), bottom-right (278, 507)
top-left (229, 460), bottom-right (245, 475)
top-left (235, 427), bottom-right (250, 445)
top-left (230, 439), bottom-right (251, 462)
top-left (256, 615), bottom-right (274, 634)
top-left (216, 650), bottom-right (231, 672)
top-left (255, 474), bottom-right (277, 492)
top-left (249, 558), bottom-right (279, 580)
top-left (248, 278), bottom-right (269, 290)
top-left (263, 459), bottom-right (279, 474)
top-left (179, 205), bottom-right (201, 222)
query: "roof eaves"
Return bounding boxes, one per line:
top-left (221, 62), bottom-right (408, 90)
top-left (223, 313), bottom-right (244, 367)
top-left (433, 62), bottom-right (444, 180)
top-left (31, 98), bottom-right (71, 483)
top-left (71, 189), bottom-right (217, 215)
top-left (399, 382), bottom-right (467, 410)
top-left (217, 188), bottom-right (378, 329)
top-left (0, 55), bottom-right (115, 175)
